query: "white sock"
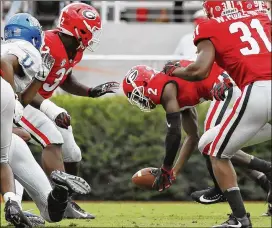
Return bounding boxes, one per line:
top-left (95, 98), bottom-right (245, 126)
top-left (15, 180), bottom-right (24, 209)
top-left (3, 192), bottom-right (18, 203)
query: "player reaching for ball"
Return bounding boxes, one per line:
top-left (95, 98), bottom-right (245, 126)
top-left (122, 63), bottom-right (271, 200)
top-left (162, 1), bottom-right (271, 227)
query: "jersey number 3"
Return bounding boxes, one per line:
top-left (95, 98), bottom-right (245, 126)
top-left (43, 67), bottom-right (72, 92)
top-left (229, 19), bottom-right (271, 55)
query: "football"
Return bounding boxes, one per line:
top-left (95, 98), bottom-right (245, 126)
top-left (131, 167), bottom-right (157, 190)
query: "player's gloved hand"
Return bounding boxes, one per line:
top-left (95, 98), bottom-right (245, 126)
top-left (35, 52), bottom-right (55, 81)
top-left (13, 95), bottom-right (24, 123)
top-left (162, 61), bottom-right (181, 76)
top-left (55, 112), bottom-right (71, 129)
top-left (152, 166), bottom-right (173, 192)
top-left (88, 82), bottom-right (120, 98)
top-left (211, 77), bottom-right (233, 101)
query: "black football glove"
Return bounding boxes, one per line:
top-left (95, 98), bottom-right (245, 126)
top-left (211, 77), bottom-right (233, 101)
top-left (162, 61), bottom-right (181, 76)
top-left (88, 82), bottom-right (120, 98)
top-left (152, 166), bottom-right (173, 192)
top-left (55, 112), bottom-right (71, 129)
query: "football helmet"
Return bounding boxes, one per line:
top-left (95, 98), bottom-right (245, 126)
top-left (122, 65), bottom-right (157, 112)
top-left (4, 13), bottom-right (44, 50)
top-left (57, 2), bottom-right (102, 51)
top-left (203, 0), bottom-right (268, 18)
top-left (193, 9), bottom-right (208, 25)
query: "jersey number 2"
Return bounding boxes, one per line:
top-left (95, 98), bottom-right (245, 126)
top-left (229, 19), bottom-right (271, 55)
top-left (43, 67), bottom-right (72, 92)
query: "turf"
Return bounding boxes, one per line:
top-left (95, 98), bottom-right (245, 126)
top-left (1, 202), bottom-right (271, 227)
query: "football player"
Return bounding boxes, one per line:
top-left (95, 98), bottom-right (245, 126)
top-left (162, 1), bottom-right (271, 227)
top-left (1, 13), bottom-right (92, 227)
top-left (1, 13), bottom-right (47, 227)
top-left (14, 3), bottom-right (119, 219)
top-left (122, 63), bottom-right (271, 196)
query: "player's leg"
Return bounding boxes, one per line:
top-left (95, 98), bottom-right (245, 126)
top-left (191, 87), bottom-right (238, 204)
top-left (209, 81), bottom-right (271, 226)
top-left (9, 134), bottom-right (91, 223)
top-left (1, 81), bottom-right (16, 195)
top-left (17, 105), bottom-right (65, 176)
top-left (0, 78), bottom-right (31, 227)
top-left (244, 170), bottom-right (269, 194)
top-left (15, 178), bottom-right (47, 226)
top-left (57, 126), bottom-right (95, 219)
top-left (57, 125), bottom-right (82, 176)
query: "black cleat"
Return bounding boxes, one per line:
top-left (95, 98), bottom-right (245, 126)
top-left (23, 211), bottom-right (45, 227)
top-left (262, 204), bottom-right (272, 217)
top-left (64, 201), bottom-right (96, 219)
top-left (50, 170), bottom-right (91, 195)
top-left (5, 199), bottom-right (32, 228)
top-left (213, 213), bottom-right (252, 228)
top-left (191, 187), bottom-right (226, 205)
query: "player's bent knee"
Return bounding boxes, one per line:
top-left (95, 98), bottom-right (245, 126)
top-left (63, 143), bottom-right (82, 163)
top-left (198, 137), bottom-right (212, 155)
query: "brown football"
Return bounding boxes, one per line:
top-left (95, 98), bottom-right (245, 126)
top-left (132, 167), bottom-right (157, 190)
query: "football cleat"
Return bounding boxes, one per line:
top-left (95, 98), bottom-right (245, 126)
top-left (213, 213), bottom-right (252, 228)
top-left (50, 170), bottom-right (91, 195)
top-left (191, 187), bottom-right (226, 204)
top-left (261, 204), bottom-right (272, 217)
top-left (5, 199), bottom-right (32, 227)
top-left (64, 201), bottom-right (95, 219)
top-left (23, 211), bottom-right (45, 227)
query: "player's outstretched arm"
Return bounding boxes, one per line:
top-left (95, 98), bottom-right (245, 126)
top-left (152, 83), bottom-right (181, 192)
top-left (172, 107), bottom-right (199, 178)
top-left (164, 40), bottom-right (215, 81)
top-left (60, 72), bottom-right (120, 98)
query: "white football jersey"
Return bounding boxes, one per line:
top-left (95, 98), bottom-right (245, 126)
top-left (1, 40), bottom-right (43, 92)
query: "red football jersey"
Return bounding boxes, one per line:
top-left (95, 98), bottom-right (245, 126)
top-left (38, 30), bottom-right (83, 98)
top-left (147, 61), bottom-right (224, 110)
top-left (194, 11), bottom-right (271, 89)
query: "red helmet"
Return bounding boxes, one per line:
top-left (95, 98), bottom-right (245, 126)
top-left (57, 3), bottom-right (102, 51)
top-left (203, 1), bottom-right (268, 18)
top-left (122, 65), bottom-right (157, 112)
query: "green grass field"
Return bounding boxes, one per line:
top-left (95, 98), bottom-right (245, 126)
top-left (1, 202), bottom-right (271, 227)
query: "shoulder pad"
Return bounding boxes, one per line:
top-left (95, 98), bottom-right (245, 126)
top-left (6, 40), bottom-right (42, 78)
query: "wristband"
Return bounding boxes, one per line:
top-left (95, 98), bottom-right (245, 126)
top-left (40, 99), bottom-right (67, 121)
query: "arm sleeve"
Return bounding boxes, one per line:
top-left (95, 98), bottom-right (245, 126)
top-left (163, 112), bottom-right (182, 167)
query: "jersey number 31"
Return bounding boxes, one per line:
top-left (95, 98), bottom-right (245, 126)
top-left (229, 19), bottom-right (271, 56)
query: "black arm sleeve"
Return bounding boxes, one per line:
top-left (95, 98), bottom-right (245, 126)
top-left (163, 112), bottom-right (182, 167)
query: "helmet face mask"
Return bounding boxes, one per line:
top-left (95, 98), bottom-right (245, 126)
top-left (128, 86), bottom-right (156, 112)
top-left (123, 66), bottom-right (157, 112)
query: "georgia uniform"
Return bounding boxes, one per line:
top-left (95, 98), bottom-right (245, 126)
top-left (146, 60), bottom-right (271, 154)
top-left (18, 30), bottom-right (82, 163)
top-left (194, 11), bottom-right (271, 158)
